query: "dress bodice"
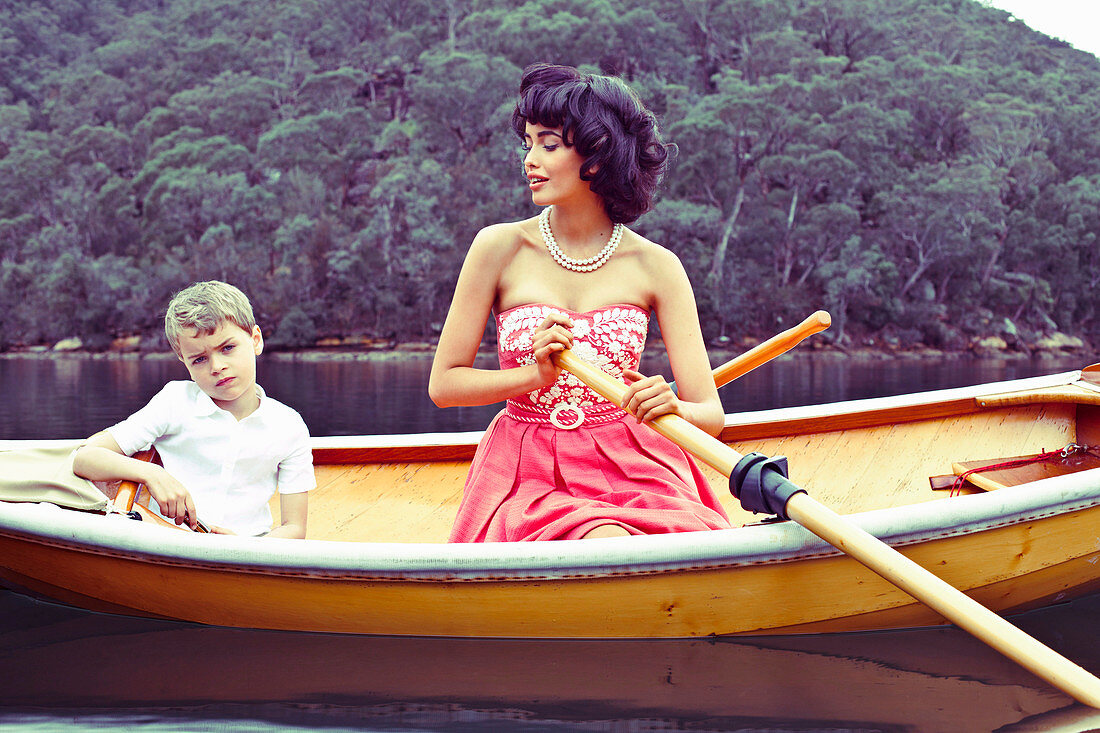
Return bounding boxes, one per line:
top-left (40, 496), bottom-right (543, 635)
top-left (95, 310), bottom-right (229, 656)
top-left (496, 303), bottom-right (649, 412)
top-left (451, 301), bottom-right (731, 542)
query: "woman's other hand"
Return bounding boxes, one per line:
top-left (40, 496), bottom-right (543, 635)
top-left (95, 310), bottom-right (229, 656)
top-left (621, 368), bottom-right (680, 423)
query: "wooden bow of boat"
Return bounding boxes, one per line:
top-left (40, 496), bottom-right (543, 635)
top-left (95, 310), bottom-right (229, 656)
top-left (0, 369), bottom-right (1098, 645)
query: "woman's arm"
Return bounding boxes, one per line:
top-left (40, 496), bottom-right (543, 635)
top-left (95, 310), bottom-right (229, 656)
top-left (429, 225), bottom-right (564, 407)
top-left (621, 247), bottom-right (725, 436)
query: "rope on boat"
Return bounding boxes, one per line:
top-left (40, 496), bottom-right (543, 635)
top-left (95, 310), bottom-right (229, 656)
top-left (950, 443), bottom-right (1099, 496)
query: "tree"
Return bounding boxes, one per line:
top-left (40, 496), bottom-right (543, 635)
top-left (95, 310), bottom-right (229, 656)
top-left (872, 162), bottom-right (1003, 305)
top-left (43, 68), bottom-right (135, 135)
top-left (0, 132), bottom-right (65, 222)
top-left (257, 109), bottom-right (375, 206)
top-left (816, 235), bottom-right (895, 345)
top-left (167, 72), bottom-right (287, 149)
top-left (2, 0), bottom-right (1100, 348)
top-left (456, 0), bottom-right (622, 71)
top-left (666, 76), bottom-right (762, 289)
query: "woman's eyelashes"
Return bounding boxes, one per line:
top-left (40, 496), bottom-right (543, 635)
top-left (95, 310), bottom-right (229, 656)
top-left (520, 140), bottom-right (561, 154)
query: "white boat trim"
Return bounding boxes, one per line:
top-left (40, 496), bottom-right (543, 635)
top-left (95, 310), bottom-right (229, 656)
top-left (1, 466), bottom-right (1097, 582)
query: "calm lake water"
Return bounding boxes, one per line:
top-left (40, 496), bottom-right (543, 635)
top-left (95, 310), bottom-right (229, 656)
top-left (0, 350), bottom-right (1092, 439)
top-left (2, 351), bottom-right (1100, 732)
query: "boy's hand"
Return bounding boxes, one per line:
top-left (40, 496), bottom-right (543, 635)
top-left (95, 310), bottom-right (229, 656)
top-left (73, 437), bottom-right (201, 531)
top-left (209, 525), bottom-right (236, 535)
top-left (142, 465), bottom-right (200, 530)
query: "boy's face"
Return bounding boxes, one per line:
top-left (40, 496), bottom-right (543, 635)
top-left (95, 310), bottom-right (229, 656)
top-left (177, 320), bottom-right (264, 417)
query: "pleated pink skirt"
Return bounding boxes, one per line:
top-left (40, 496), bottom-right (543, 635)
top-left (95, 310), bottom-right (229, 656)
top-left (449, 409), bottom-right (734, 542)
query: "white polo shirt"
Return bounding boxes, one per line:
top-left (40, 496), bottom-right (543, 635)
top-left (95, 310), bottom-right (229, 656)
top-left (108, 380), bottom-right (315, 536)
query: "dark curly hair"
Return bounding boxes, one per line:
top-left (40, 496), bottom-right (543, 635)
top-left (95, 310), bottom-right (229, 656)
top-left (511, 63), bottom-right (675, 224)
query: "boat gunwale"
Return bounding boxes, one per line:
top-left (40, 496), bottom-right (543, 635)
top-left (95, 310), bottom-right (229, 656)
top-left (1, 467), bottom-right (1097, 582)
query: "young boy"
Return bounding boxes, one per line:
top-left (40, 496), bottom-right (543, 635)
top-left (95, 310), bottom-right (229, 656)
top-left (73, 281), bottom-right (314, 538)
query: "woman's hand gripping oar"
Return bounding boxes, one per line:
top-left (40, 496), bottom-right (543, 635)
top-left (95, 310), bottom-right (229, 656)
top-left (553, 348), bottom-right (1100, 709)
top-left (711, 310), bottom-right (831, 388)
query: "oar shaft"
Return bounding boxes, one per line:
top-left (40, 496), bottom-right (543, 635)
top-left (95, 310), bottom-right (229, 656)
top-left (114, 448), bottom-right (157, 513)
top-left (786, 493), bottom-right (1100, 708)
top-left (712, 310), bottom-right (831, 388)
top-left (114, 482), bottom-right (138, 512)
top-left (555, 348), bottom-right (1100, 709)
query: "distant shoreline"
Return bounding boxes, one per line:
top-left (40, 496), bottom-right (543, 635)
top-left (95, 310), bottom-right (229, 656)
top-left (2, 340), bottom-right (1094, 364)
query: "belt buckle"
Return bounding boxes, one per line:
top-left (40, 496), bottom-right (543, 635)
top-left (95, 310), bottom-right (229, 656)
top-left (549, 404), bottom-right (585, 430)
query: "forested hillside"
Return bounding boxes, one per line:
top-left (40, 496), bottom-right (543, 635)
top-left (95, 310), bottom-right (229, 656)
top-left (2, 0), bottom-right (1099, 352)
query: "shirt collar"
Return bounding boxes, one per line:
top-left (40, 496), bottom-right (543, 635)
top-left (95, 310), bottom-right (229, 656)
top-left (187, 382), bottom-right (266, 418)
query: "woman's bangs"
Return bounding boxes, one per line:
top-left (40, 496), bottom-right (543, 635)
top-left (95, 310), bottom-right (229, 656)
top-left (515, 86), bottom-right (574, 137)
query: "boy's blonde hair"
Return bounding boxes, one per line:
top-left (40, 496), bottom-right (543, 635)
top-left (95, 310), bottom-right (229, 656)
top-left (164, 281), bottom-right (257, 357)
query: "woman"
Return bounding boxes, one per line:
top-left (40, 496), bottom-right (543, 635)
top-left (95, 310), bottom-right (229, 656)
top-left (429, 63), bottom-right (732, 541)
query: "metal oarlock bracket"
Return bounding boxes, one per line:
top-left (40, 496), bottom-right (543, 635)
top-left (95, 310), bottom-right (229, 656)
top-left (729, 452), bottom-right (805, 520)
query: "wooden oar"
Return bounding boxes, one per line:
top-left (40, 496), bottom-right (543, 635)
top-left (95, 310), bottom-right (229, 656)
top-left (554, 349), bottom-right (1100, 708)
top-left (711, 310), bottom-right (831, 388)
top-left (1082, 362), bottom-right (1100, 387)
top-left (117, 448), bottom-right (210, 533)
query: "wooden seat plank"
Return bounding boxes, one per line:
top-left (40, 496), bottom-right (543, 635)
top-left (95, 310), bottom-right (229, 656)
top-left (949, 452), bottom-right (1100, 492)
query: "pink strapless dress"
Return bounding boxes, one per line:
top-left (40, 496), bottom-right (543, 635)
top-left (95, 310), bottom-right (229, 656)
top-left (448, 303), bottom-right (733, 542)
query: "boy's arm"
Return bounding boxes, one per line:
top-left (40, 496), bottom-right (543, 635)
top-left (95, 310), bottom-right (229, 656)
top-left (73, 432), bottom-right (200, 530)
top-left (261, 415), bottom-right (313, 539)
top-left (266, 492), bottom-right (307, 539)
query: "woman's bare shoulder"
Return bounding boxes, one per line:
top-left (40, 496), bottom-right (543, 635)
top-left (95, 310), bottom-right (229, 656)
top-left (625, 229), bottom-right (687, 273)
top-left (470, 218), bottom-right (539, 255)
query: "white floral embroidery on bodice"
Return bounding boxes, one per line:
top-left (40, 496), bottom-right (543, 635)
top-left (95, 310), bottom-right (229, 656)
top-left (496, 303), bottom-right (650, 410)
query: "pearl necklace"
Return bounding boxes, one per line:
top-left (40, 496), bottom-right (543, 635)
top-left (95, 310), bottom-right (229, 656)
top-left (539, 206), bottom-right (623, 273)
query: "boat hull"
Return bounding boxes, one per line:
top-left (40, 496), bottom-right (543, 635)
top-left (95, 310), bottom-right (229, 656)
top-left (1, 475), bottom-right (1097, 637)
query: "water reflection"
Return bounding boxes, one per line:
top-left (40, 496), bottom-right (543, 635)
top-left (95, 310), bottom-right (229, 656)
top-left (0, 357), bottom-right (182, 440)
top-left (0, 589), bottom-right (1097, 732)
top-left (1, 352), bottom-right (1091, 440)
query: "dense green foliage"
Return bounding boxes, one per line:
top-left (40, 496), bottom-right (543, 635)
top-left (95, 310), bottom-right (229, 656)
top-left (2, 0), bottom-right (1099, 351)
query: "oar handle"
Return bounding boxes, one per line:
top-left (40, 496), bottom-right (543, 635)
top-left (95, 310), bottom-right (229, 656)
top-left (712, 310), bottom-right (831, 388)
top-left (115, 482), bottom-right (138, 513)
top-left (555, 348), bottom-right (1100, 709)
top-left (1082, 362), bottom-right (1100, 387)
top-left (554, 350), bottom-right (743, 475)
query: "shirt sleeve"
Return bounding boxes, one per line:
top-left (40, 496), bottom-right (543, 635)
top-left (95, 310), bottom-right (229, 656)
top-left (106, 384), bottom-right (177, 456)
top-left (276, 416), bottom-right (315, 495)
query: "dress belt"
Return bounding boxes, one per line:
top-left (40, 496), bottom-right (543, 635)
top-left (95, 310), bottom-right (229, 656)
top-left (505, 400), bottom-right (626, 430)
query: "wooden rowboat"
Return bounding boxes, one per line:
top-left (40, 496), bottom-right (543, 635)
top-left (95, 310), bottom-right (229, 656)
top-left (1, 367), bottom-right (1099, 638)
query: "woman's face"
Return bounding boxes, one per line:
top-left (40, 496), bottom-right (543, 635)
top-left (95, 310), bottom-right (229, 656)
top-left (521, 122), bottom-right (589, 207)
